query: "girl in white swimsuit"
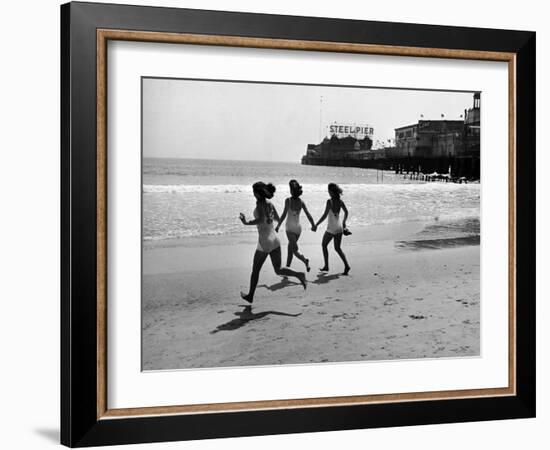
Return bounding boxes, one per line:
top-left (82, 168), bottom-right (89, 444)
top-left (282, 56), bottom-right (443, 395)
top-left (239, 182), bottom-right (306, 303)
top-left (314, 183), bottom-right (351, 275)
top-left (276, 180), bottom-right (315, 271)
top-left (254, 202), bottom-right (280, 253)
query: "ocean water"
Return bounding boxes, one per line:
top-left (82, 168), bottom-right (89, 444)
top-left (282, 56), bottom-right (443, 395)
top-left (143, 158), bottom-right (480, 242)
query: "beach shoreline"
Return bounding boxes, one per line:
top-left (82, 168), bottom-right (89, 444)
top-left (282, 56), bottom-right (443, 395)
top-left (142, 220), bottom-right (480, 370)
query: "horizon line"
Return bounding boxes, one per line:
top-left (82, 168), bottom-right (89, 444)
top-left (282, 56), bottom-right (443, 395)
top-left (143, 156), bottom-right (301, 164)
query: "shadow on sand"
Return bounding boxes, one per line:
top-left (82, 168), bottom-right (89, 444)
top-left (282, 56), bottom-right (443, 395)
top-left (258, 277), bottom-right (300, 292)
top-left (396, 236), bottom-right (480, 251)
top-left (312, 272), bottom-right (341, 285)
top-left (211, 305), bottom-right (301, 334)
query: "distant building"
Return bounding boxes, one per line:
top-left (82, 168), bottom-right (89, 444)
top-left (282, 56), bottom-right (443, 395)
top-left (389, 93), bottom-right (480, 177)
top-left (390, 120), bottom-right (464, 159)
top-left (463, 92), bottom-right (481, 156)
top-left (465, 92), bottom-right (481, 126)
top-left (301, 93), bottom-right (481, 179)
top-left (302, 134), bottom-right (374, 166)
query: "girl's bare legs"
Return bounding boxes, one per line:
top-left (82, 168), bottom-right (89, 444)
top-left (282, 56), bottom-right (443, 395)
top-left (285, 233), bottom-right (294, 267)
top-left (241, 250), bottom-right (268, 303)
top-left (333, 233), bottom-right (351, 275)
top-left (286, 231), bottom-right (310, 271)
top-left (269, 247), bottom-right (307, 289)
top-left (320, 232), bottom-right (334, 271)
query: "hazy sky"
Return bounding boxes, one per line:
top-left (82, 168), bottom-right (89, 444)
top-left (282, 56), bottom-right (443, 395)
top-left (143, 78), bottom-right (476, 162)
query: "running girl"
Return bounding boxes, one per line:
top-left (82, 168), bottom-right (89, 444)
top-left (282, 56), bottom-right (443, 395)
top-left (239, 182), bottom-right (307, 303)
top-left (275, 179), bottom-right (316, 271)
top-left (314, 183), bottom-right (351, 275)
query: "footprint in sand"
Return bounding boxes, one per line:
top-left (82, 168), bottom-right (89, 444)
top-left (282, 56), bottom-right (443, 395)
top-left (409, 314), bottom-right (427, 320)
top-left (332, 313), bottom-right (357, 320)
top-left (451, 345), bottom-right (471, 353)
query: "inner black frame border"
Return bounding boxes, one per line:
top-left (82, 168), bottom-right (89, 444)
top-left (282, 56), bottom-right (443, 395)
top-left (61, 2), bottom-right (535, 447)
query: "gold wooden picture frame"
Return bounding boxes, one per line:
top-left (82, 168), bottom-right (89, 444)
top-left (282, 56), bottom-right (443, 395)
top-left (61, 2), bottom-right (535, 447)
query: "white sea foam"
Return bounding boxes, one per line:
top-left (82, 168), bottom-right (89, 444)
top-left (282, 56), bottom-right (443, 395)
top-left (143, 182), bottom-right (479, 195)
top-left (142, 160), bottom-right (480, 242)
top-left (142, 211), bottom-right (480, 241)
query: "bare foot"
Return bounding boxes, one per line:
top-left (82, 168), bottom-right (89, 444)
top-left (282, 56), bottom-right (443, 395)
top-left (297, 273), bottom-right (307, 290)
top-left (343, 266), bottom-right (351, 276)
top-left (319, 266), bottom-right (329, 272)
top-left (240, 292), bottom-right (253, 304)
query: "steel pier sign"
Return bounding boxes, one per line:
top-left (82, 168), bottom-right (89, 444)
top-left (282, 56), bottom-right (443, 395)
top-left (329, 123), bottom-right (374, 138)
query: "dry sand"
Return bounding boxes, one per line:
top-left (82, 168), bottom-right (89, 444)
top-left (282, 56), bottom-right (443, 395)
top-left (142, 222), bottom-right (480, 370)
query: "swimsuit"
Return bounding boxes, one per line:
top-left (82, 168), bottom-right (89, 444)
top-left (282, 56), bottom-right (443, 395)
top-left (255, 203), bottom-right (281, 253)
top-left (285, 198), bottom-right (302, 235)
top-left (326, 199), bottom-right (343, 235)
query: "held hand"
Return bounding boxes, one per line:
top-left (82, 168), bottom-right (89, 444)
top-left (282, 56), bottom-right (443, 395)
top-left (275, 225), bottom-right (280, 233)
top-left (311, 225), bottom-right (317, 232)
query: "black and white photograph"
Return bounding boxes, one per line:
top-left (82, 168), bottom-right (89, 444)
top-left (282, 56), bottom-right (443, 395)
top-left (141, 78), bottom-right (481, 371)
top-left (1, 0), bottom-right (543, 447)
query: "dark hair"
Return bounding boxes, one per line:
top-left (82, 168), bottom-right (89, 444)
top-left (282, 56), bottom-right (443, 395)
top-left (289, 179), bottom-right (303, 198)
top-left (328, 182), bottom-right (343, 199)
top-left (252, 181), bottom-right (276, 200)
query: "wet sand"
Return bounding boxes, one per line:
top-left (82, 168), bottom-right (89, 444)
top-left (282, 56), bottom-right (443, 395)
top-left (142, 222), bottom-right (480, 370)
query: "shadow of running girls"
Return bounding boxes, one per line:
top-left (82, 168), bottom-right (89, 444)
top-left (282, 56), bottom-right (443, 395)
top-left (210, 306), bottom-right (302, 334)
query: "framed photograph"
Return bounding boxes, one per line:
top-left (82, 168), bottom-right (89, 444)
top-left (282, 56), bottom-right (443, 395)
top-left (61, 1), bottom-right (536, 447)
